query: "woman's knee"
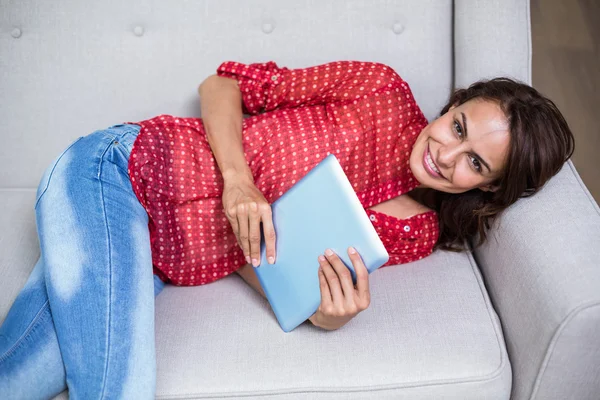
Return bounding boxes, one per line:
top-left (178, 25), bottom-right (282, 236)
top-left (34, 136), bottom-right (85, 210)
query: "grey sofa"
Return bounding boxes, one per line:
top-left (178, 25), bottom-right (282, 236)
top-left (1, 0), bottom-right (599, 399)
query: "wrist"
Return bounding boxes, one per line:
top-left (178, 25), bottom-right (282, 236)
top-left (222, 168), bottom-right (254, 184)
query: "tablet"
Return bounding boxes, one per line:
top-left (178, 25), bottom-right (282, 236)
top-left (255, 154), bottom-right (389, 332)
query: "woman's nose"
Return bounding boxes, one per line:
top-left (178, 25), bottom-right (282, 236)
top-left (437, 145), bottom-right (460, 167)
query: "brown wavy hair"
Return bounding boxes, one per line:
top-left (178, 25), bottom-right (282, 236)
top-left (411, 78), bottom-right (575, 252)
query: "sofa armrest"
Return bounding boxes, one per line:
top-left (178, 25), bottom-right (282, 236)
top-left (455, 2), bottom-right (600, 399)
top-left (454, 0), bottom-right (532, 86)
top-left (470, 161), bottom-right (600, 400)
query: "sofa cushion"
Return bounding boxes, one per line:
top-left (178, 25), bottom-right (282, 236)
top-left (148, 251), bottom-right (512, 399)
top-left (1, 190), bottom-right (511, 399)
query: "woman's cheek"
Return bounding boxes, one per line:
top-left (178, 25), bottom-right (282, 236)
top-left (452, 167), bottom-right (482, 192)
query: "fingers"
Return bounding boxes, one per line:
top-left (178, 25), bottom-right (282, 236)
top-left (318, 252), bottom-right (344, 306)
top-left (228, 207), bottom-right (241, 251)
top-left (317, 262), bottom-right (332, 309)
top-left (324, 249), bottom-right (356, 300)
top-left (348, 247), bottom-right (371, 309)
top-left (248, 202), bottom-right (261, 266)
top-left (230, 199), bottom-right (275, 268)
top-left (236, 203), bottom-right (250, 263)
top-left (259, 203), bottom-right (277, 264)
top-left (320, 248), bottom-right (371, 312)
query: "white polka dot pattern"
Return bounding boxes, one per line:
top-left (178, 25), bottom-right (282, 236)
top-left (125, 60), bottom-right (439, 286)
top-left (366, 209), bottom-right (439, 266)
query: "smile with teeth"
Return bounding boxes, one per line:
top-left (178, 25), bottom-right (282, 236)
top-left (426, 147), bottom-right (442, 175)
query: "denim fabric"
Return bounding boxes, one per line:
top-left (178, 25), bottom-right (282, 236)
top-left (0, 123), bottom-right (166, 399)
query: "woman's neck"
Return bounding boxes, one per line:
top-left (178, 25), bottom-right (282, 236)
top-left (407, 187), bottom-right (438, 210)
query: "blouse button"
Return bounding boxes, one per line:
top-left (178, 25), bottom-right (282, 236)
top-left (403, 225), bottom-right (410, 232)
top-left (369, 214), bottom-right (376, 221)
top-left (271, 75), bottom-right (278, 81)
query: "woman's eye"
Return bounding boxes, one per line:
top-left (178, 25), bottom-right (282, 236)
top-left (453, 120), bottom-right (463, 136)
top-left (454, 119), bottom-right (481, 173)
top-left (471, 156), bottom-right (482, 172)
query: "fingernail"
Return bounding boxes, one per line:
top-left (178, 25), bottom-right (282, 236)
top-left (325, 249), bottom-right (333, 256)
top-left (318, 255), bottom-right (326, 262)
top-left (349, 246), bottom-right (356, 254)
top-left (252, 258), bottom-right (259, 267)
top-left (246, 256), bottom-right (251, 264)
top-left (268, 256), bottom-right (275, 264)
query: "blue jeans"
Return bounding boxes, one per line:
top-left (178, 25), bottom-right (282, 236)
top-left (0, 124), bottom-right (166, 399)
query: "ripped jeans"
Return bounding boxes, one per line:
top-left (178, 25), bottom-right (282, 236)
top-left (0, 123), bottom-right (166, 399)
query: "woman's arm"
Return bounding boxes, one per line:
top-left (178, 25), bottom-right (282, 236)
top-left (198, 75), bottom-right (254, 183)
top-left (199, 75), bottom-right (278, 266)
top-left (235, 263), bottom-right (266, 299)
top-left (214, 60), bottom-right (407, 115)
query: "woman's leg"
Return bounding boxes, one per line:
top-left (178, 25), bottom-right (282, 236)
top-left (0, 123), bottom-right (163, 399)
top-left (0, 257), bottom-right (65, 400)
top-left (0, 259), bottom-right (165, 400)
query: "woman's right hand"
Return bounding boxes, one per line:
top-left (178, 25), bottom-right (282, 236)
top-left (222, 175), bottom-right (276, 267)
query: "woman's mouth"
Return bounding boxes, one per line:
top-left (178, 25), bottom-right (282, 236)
top-left (422, 143), bottom-right (444, 179)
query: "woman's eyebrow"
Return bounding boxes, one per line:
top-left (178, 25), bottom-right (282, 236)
top-left (462, 112), bottom-right (492, 173)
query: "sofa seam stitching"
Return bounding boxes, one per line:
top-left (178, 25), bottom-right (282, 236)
top-left (465, 243), bottom-right (508, 380)
top-left (529, 301), bottom-right (600, 400)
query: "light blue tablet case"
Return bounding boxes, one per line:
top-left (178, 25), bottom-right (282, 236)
top-left (255, 154), bottom-right (389, 333)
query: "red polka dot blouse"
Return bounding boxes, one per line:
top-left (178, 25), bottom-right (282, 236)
top-left (124, 60), bottom-right (439, 286)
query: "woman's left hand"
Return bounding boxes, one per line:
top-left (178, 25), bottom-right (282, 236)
top-left (308, 247), bottom-right (371, 331)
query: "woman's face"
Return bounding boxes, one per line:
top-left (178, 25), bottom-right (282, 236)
top-left (409, 98), bottom-right (510, 194)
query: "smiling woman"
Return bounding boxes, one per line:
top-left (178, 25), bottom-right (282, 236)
top-left (407, 78), bottom-right (575, 252)
top-left (410, 99), bottom-right (510, 193)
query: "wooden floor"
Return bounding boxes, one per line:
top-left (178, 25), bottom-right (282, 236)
top-left (531, 0), bottom-right (600, 202)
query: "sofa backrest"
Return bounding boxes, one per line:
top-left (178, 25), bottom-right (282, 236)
top-left (0, 0), bottom-right (454, 189)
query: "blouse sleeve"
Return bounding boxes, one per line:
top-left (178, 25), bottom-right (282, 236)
top-left (216, 60), bottom-right (406, 115)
